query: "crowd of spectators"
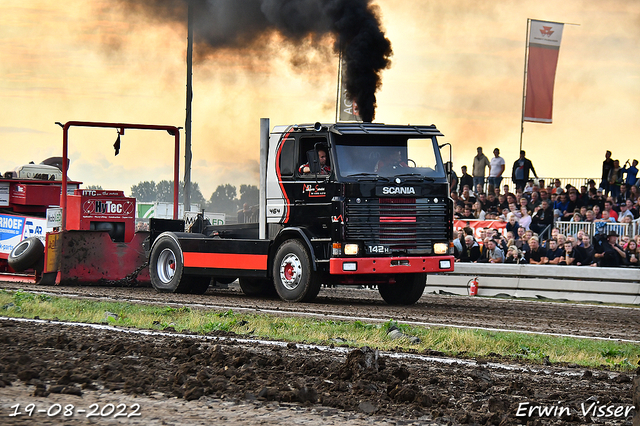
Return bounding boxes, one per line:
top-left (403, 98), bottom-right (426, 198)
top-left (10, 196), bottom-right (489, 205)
top-left (451, 149), bottom-right (640, 267)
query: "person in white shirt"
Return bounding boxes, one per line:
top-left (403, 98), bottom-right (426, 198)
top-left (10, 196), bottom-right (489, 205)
top-left (488, 148), bottom-right (505, 192)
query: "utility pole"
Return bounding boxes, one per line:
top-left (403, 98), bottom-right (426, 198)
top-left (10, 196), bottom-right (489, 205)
top-left (184, 0), bottom-right (194, 212)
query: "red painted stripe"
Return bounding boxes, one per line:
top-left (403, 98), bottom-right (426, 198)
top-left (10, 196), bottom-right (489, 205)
top-left (380, 216), bottom-right (416, 223)
top-left (183, 252), bottom-right (268, 270)
top-left (275, 129), bottom-right (293, 223)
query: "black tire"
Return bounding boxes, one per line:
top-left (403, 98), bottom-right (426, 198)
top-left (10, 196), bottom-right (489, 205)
top-left (8, 237), bottom-right (44, 272)
top-left (215, 277), bottom-right (237, 285)
top-left (183, 275), bottom-right (211, 295)
top-left (149, 233), bottom-right (190, 293)
top-left (378, 273), bottom-right (427, 305)
top-left (272, 240), bottom-right (321, 302)
top-left (239, 277), bottom-right (276, 296)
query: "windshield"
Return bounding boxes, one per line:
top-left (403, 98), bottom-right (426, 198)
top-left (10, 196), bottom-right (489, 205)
top-left (333, 136), bottom-right (445, 179)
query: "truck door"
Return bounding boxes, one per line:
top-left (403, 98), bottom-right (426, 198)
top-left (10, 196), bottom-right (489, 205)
top-left (271, 134), bottom-right (334, 236)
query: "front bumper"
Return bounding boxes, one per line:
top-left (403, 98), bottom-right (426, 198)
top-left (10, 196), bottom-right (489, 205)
top-left (329, 255), bottom-right (455, 275)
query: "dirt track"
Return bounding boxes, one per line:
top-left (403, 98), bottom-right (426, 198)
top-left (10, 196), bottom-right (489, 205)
top-left (0, 281), bottom-right (639, 425)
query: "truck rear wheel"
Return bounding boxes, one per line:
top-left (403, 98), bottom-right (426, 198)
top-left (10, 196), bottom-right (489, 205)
top-left (183, 276), bottom-right (211, 295)
top-left (149, 233), bottom-right (190, 293)
top-left (378, 273), bottom-right (427, 305)
top-left (239, 278), bottom-right (276, 296)
top-left (8, 237), bottom-right (44, 272)
top-left (273, 240), bottom-right (321, 302)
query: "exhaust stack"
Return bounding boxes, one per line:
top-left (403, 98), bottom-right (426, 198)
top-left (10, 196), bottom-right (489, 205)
top-left (259, 118), bottom-right (269, 240)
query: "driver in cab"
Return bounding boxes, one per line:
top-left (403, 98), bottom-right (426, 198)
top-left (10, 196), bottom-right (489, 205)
top-left (374, 150), bottom-right (407, 173)
top-left (299, 149), bottom-right (331, 175)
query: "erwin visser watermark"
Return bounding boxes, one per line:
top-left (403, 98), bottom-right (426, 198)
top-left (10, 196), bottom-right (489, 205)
top-left (516, 401), bottom-right (635, 419)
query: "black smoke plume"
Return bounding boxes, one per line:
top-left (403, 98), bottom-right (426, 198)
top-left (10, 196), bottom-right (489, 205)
top-left (117, 0), bottom-right (392, 122)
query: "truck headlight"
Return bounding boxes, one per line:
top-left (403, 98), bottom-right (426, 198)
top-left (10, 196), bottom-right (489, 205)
top-left (434, 243), bottom-right (447, 254)
top-left (344, 244), bottom-right (359, 255)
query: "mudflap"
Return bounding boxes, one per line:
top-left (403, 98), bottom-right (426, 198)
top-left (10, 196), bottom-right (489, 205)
top-left (43, 230), bottom-right (151, 286)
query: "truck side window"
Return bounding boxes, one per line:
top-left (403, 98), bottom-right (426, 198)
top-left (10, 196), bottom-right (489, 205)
top-left (297, 137), bottom-right (329, 178)
top-left (278, 137), bottom-right (295, 177)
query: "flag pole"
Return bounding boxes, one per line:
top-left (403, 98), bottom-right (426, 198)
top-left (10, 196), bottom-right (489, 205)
top-left (519, 18), bottom-right (531, 153)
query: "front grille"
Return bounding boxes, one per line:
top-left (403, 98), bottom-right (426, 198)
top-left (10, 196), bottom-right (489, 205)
top-left (345, 198), bottom-right (448, 253)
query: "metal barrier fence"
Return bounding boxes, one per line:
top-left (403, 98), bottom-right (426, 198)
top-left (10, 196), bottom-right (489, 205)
top-left (554, 218), bottom-right (640, 239)
top-left (471, 177), bottom-right (600, 194)
top-left (428, 263), bottom-right (640, 305)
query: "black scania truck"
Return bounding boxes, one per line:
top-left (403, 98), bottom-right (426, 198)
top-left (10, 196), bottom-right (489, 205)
top-left (148, 118), bottom-right (454, 304)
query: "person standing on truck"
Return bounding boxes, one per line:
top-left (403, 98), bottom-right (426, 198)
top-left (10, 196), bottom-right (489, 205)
top-left (472, 147), bottom-right (490, 193)
top-left (299, 148), bottom-right (331, 175)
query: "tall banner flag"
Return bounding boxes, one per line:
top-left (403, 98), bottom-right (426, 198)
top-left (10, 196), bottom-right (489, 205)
top-left (337, 56), bottom-right (361, 122)
top-left (524, 20), bottom-right (564, 123)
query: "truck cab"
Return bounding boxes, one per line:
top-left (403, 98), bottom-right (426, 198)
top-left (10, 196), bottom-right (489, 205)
top-left (148, 120), bottom-right (454, 304)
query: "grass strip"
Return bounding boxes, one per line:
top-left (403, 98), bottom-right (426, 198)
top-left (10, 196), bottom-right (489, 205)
top-left (1, 289), bottom-right (638, 371)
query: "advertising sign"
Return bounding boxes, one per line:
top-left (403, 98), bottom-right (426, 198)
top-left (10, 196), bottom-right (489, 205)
top-left (0, 215), bottom-right (25, 256)
top-left (0, 214), bottom-right (54, 257)
top-left (47, 208), bottom-right (63, 228)
top-left (454, 219), bottom-right (507, 241)
top-left (21, 217), bottom-right (48, 244)
top-left (524, 20), bottom-right (565, 123)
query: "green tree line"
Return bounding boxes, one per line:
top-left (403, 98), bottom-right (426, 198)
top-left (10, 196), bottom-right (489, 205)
top-left (130, 180), bottom-right (258, 215)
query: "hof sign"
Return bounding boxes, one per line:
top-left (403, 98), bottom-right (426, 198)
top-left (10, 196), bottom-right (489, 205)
top-left (0, 215), bottom-right (25, 255)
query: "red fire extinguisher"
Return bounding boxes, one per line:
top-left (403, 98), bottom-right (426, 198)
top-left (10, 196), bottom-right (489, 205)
top-left (468, 277), bottom-right (478, 296)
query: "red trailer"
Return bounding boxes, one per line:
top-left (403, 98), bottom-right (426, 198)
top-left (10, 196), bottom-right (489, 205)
top-left (5, 121), bottom-right (181, 286)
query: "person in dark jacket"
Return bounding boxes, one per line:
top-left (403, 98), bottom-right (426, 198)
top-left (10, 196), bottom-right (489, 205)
top-left (525, 236), bottom-right (545, 264)
top-left (543, 238), bottom-right (564, 265)
top-left (576, 234), bottom-right (596, 266)
top-left (530, 200), bottom-right (553, 235)
top-left (558, 241), bottom-right (583, 265)
top-left (512, 150), bottom-right (538, 191)
top-left (459, 165), bottom-right (473, 195)
top-left (459, 235), bottom-right (481, 262)
top-left (594, 230), bottom-right (626, 267)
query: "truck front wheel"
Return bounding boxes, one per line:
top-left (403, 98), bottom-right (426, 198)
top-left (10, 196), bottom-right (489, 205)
top-left (273, 240), bottom-right (321, 302)
top-left (149, 234), bottom-right (191, 293)
top-left (378, 273), bottom-right (427, 305)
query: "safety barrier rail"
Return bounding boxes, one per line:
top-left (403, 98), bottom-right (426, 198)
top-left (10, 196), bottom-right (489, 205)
top-left (426, 263), bottom-right (640, 305)
top-left (554, 219), bottom-right (639, 239)
top-left (475, 177), bottom-right (600, 194)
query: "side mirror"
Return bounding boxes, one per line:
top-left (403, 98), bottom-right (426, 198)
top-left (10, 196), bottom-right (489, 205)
top-left (306, 149), bottom-right (321, 174)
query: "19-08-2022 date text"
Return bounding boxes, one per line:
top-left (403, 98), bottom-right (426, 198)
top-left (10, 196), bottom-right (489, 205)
top-left (8, 402), bottom-right (141, 418)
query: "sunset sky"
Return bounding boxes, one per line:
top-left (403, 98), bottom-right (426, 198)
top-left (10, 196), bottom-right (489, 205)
top-left (1, 0), bottom-right (639, 202)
